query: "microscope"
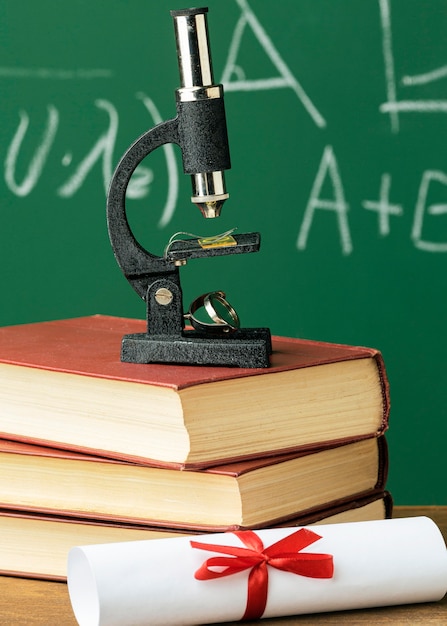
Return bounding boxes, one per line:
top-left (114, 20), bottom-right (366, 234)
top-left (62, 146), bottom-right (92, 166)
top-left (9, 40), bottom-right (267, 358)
top-left (106, 8), bottom-right (271, 368)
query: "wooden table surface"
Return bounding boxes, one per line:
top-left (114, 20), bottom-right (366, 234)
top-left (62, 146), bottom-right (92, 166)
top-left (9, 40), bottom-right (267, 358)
top-left (0, 506), bottom-right (446, 625)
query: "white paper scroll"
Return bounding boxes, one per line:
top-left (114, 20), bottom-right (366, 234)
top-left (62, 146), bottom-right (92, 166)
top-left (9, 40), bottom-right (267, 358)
top-left (67, 517), bottom-right (447, 626)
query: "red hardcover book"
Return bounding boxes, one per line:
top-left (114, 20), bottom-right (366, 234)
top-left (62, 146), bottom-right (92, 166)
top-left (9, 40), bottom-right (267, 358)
top-left (0, 315), bottom-right (390, 468)
top-left (0, 491), bottom-right (392, 581)
top-left (0, 436), bottom-right (388, 531)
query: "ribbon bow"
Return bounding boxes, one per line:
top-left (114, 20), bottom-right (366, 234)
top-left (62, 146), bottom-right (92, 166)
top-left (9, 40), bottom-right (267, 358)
top-left (191, 528), bottom-right (334, 620)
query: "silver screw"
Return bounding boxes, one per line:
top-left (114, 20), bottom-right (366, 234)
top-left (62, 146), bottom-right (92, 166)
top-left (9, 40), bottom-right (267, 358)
top-left (155, 288), bottom-right (173, 306)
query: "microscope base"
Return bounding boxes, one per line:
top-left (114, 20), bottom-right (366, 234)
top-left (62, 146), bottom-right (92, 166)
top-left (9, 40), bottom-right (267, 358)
top-left (121, 328), bottom-right (272, 368)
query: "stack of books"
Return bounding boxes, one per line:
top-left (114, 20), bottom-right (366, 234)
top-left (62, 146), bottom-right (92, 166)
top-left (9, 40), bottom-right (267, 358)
top-left (0, 315), bottom-right (391, 581)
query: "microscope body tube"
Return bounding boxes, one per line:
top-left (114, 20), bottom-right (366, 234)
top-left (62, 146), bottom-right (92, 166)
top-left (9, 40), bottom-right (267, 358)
top-left (171, 8), bottom-right (230, 218)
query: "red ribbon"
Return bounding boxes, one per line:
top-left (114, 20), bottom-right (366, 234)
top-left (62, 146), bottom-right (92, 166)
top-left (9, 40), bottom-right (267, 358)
top-left (191, 528), bottom-right (334, 621)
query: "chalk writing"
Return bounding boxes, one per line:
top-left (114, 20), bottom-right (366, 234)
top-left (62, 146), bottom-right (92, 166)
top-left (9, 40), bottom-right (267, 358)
top-left (137, 93), bottom-right (179, 228)
top-left (362, 174), bottom-right (403, 237)
top-left (0, 67), bottom-right (113, 80)
top-left (412, 171), bottom-right (447, 252)
top-left (57, 99), bottom-right (117, 198)
top-left (5, 105), bottom-right (59, 197)
top-left (379, 0), bottom-right (447, 132)
top-left (296, 146), bottom-right (352, 256)
top-left (402, 65), bottom-right (447, 87)
top-left (4, 96), bottom-right (170, 227)
top-left (221, 0), bottom-right (326, 128)
top-left (1, 0), bottom-right (324, 230)
top-left (1, 0), bottom-right (446, 254)
top-left (297, 146), bottom-right (447, 255)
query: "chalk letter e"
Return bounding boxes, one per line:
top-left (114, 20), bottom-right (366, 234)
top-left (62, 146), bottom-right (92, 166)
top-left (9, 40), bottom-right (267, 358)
top-left (412, 170), bottom-right (447, 252)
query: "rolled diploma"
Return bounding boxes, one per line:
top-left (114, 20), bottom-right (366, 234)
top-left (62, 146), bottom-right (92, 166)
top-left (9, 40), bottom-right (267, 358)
top-left (67, 517), bottom-right (447, 626)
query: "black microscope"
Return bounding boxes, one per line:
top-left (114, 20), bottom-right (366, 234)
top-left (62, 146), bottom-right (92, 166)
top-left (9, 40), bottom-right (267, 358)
top-left (106, 8), bottom-right (271, 368)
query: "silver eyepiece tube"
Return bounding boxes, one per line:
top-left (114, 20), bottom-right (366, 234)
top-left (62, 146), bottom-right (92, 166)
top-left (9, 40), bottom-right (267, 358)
top-left (171, 8), bottom-right (213, 88)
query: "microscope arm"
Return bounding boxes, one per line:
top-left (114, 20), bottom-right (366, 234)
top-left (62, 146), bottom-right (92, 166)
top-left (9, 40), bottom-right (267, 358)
top-left (106, 118), bottom-right (180, 300)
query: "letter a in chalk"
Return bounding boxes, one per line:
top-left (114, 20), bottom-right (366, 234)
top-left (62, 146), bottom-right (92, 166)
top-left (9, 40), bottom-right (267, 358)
top-left (297, 145), bottom-right (353, 255)
top-left (221, 0), bottom-right (326, 128)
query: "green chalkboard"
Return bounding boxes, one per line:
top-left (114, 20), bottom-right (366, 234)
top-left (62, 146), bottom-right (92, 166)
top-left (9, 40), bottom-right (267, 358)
top-left (1, 0), bottom-right (446, 505)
